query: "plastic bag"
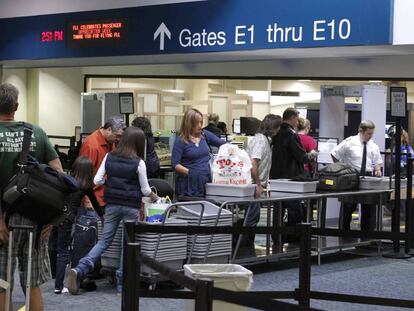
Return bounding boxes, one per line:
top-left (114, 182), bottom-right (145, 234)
top-left (211, 144), bottom-right (252, 185)
top-left (140, 196), bottom-right (172, 223)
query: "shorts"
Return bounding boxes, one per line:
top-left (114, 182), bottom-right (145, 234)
top-left (0, 214), bottom-right (51, 292)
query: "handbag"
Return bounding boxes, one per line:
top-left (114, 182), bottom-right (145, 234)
top-left (1, 123), bottom-right (79, 225)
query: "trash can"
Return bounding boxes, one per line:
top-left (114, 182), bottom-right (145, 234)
top-left (184, 264), bottom-right (253, 311)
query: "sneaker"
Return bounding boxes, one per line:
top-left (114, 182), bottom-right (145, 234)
top-left (67, 269), bottom-right (81, 295)
top-left (54, 287), bottom-right (69, 294)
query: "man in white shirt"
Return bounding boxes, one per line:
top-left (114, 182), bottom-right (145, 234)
top-left (241, 114), bottom-right (281, 249)
top-left (331, 120), bottom-right (383, 231)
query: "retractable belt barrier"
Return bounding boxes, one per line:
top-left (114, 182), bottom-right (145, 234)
top-left (122, 183), bottom-right (414, 311)
top-left (122, 222), bottom-right (318, 311)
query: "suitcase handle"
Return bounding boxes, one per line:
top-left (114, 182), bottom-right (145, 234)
top-left (8, 224), bottom-right (34, 230)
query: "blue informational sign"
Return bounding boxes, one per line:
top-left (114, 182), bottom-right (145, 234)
top-left (0, 0), bottom-right (394, 61)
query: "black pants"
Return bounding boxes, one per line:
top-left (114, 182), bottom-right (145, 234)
top-left (272, 200), bottom-right (303, 243)
top-left (342, 203), bottom-right (376, 231)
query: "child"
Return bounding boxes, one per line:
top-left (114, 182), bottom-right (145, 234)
top-left (68, 127), bottom-right (158, 295)
top-left (54, 156), bottom-right (103, 294)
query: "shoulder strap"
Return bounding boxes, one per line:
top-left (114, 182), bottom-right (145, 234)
top-left (18, 122), bottom-right (33, 165)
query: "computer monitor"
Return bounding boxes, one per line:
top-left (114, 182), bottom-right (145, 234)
top-left (233, 119), bottom-right (241, 134)
top-left (240, 117), bottom-right (261, 136)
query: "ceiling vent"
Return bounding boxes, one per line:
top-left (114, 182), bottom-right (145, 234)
top-left (271, 91), bottom-right (300, 97)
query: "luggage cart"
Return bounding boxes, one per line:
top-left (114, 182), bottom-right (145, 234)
top-left (100, 201), bottom-right (233, 289)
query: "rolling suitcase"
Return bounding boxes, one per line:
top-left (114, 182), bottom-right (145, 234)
top-left (4, 224), bottom-right (34, 311)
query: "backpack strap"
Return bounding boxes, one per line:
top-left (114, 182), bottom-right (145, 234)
top-left (18, 123), bottom-right (33, 165)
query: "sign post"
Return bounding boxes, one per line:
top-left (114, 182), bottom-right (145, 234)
top-left (384, 87), bottom-right (410, 258)
top-left (119, 92), bottom-right (134, 127)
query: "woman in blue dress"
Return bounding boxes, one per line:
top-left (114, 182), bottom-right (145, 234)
top-left (400, 130), bottom-right (414, 176)
top-left (172, 108), bottom-right (225, 199)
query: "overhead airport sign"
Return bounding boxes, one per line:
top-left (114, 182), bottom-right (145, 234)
top-left (0, 0), bottom-right (393, 61)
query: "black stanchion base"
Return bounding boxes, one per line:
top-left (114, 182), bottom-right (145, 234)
top-left (383, 251), bottom-right (411, 259)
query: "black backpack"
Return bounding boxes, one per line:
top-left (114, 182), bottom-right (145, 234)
top-left (317, 163), bottom-right (359, 191)
top-left (1, 123), bottom-right (79, 225)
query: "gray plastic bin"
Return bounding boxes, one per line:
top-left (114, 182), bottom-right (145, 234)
top-left (359, 176), bottom-right (390, 190)
top-left (184, 264), bottom-right (253, 311)
top-left (268, 179), bottom-right (318, 193)
top-left (206, 183), bottom-right (256, 197)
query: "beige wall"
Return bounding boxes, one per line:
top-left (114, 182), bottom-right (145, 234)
top-left (27, 68), bottom-right (40, 124)
top-left (37, 68), bottom-right (83, 136)
top-left (2, 69), bottom-right (27, 121)
top-left (4, 66), bottom-right (414, 138)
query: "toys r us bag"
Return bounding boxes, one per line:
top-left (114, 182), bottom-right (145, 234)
top-left (211, 144), bottom-right (252, 185)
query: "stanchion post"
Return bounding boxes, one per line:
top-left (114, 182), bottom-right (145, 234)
top-left (194, 279), bottom-right (214, 311)
top-left (297, 223), bottom-right (312, 307)
top-left (406, 155), bottom-right (413, 254)
top-left (384, 117), bottom-right (410, 258)
top-left (394, 118), bottom-right (402, 253)
top-left (122, 221), bottom-right (139, 311)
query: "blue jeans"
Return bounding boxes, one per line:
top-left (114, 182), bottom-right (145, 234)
top-left (75, 204), bottom-right (139, 284)
top-left (55, 221), bottom-right (73, 290)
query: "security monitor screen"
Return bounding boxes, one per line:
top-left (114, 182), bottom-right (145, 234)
top-left (233, 119), bottom-right (241, 134)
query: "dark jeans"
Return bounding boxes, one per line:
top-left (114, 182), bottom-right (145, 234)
top-left (48, 227), bottom-right (58, 278)
top-left (241, 202), bottom-right (261, 246)
top-left (55, 221), bottom-right (73, 291)
top-left (71, 209), bottom-right (98, 268)
top-left (342, 203), bottom-right (375, 231)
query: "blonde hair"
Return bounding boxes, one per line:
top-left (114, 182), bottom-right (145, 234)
top-left (179, 108), bottom-right (203, 143)
top-left (402, 130), bottom-right (410, 145)
top-left (297, 117), bottom-right (311, 132)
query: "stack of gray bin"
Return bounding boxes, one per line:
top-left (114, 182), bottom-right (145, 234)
top-left (100, 221), bottom-right (123, 269)
top-left (135, 218), bottom-right (188, 276)
top-left (176, 201), bottom-right (232, 264)
top-left (99, 218), bottom-right (188, 279)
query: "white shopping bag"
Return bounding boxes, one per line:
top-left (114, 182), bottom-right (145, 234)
top-left (211, 144), bottom-right (252, 185)
top-left (140, 197), bottom-right (172, 223)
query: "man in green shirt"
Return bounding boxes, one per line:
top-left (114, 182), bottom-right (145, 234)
top-left (0, 82), bottom-right (62, 311)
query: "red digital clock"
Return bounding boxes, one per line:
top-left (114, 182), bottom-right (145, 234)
top-left (41, 30), bottom-right (64, 42)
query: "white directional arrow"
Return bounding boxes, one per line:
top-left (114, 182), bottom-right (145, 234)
top-left (154, 22), bottom-right (171, 51)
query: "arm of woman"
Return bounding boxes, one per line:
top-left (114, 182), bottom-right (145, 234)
top-left (94, 153), bottom-right (108, 186)
top-left (172, 138), bottom-right (189, 176)
top-left (137, 161), bottom-right (158, 202)
top-left (85, 189), bottom-right (104, 217)
top-left (309, 136), bottom-right (317, 152)
top-left (204, 130), bottom-right (225, 148)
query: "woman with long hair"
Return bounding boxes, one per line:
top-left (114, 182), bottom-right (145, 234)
top-left (172, 108), bottom-right (225, 198)
top-left (54, 156), bottom-right (103, 294)
top-left (131, 116), bottom-right (160, 178)
top-left (68, 127), bottom-right (157, 295)
top-left (399, 129), bottom-right (414, 175)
